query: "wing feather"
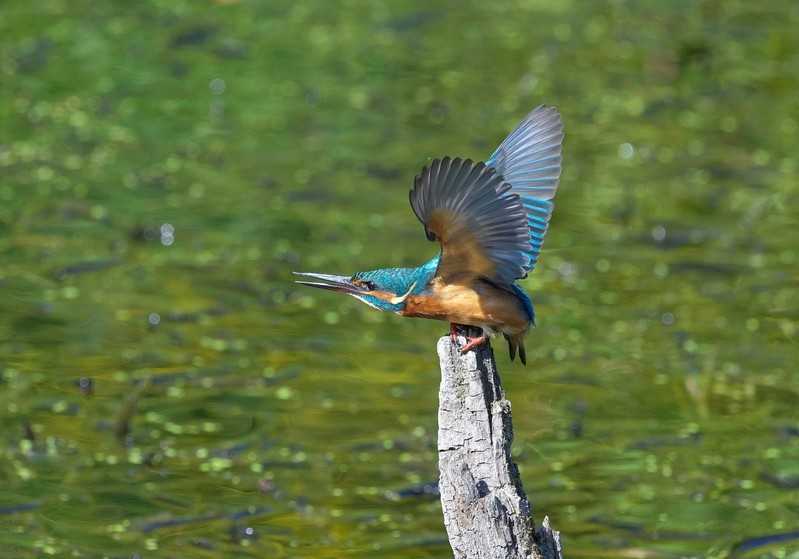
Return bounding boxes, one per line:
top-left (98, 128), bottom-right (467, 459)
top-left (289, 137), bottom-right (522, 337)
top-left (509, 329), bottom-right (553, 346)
top-left (409, 158), bottom-right (531, 284)
top-left (486, 105), bottom-right (563, 271)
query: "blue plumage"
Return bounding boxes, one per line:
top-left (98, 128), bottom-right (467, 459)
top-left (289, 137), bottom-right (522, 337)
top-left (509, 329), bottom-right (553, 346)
top-left (486, 105), bottom-right (563, 272)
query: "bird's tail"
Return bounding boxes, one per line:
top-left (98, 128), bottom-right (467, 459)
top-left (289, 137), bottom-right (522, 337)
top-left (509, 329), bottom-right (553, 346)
top-left (503, 333), bottom-right (527, 365)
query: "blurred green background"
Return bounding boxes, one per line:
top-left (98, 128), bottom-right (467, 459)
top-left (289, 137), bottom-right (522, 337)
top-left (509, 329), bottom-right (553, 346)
top-left (1, 1), bottom-right (797, 557)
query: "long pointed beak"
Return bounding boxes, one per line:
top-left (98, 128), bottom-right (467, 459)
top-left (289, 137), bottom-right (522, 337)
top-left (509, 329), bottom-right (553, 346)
top-left (293, 272), bottom-right (360, 295)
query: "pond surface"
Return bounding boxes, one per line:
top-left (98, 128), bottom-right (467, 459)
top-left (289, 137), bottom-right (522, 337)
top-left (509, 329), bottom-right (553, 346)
top-left (1, 1), bottom-right (797, 558)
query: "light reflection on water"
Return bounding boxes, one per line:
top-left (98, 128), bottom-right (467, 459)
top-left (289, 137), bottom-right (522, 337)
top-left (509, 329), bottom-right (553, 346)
top-left (1, 1), bottom-right (797, 558)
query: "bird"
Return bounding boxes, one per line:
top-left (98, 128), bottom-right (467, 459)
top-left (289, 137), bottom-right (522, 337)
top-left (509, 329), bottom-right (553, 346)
top-left (295, 105), bottom-right (563, 365)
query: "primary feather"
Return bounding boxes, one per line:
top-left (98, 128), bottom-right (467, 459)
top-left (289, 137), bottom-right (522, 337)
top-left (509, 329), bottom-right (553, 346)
top-left (486, 105), bottom-right (564, 272)
top-left (409, 158), bottom-right (531, 284)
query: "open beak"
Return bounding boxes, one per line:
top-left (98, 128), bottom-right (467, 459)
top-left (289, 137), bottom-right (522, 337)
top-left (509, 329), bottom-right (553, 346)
top-left (293, 272), bottom-right (360, 295)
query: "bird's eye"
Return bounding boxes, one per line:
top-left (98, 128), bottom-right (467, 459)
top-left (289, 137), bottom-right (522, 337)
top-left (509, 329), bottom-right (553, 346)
top-left (362, 281), bottom-right (377, 291)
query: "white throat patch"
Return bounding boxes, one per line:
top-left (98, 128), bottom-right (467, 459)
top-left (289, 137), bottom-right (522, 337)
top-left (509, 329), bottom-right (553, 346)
top-left (389, 281), bottom-right (417, 305)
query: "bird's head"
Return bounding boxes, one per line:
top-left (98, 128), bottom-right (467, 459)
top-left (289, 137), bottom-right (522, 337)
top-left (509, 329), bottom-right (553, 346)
top-left (294, 267), bottom-right (427, 313)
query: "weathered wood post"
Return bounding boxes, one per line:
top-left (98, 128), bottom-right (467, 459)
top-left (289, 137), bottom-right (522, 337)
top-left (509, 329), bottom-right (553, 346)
top-left (437, 331), bottom-right (563, 559)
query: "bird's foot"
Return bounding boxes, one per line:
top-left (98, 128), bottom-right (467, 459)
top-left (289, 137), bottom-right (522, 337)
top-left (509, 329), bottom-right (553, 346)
top-left (449, 323), bottom-right (459, 343)
top-left (450, 323), bottom-right (487, 354)
top-left (460, 332), bottom-right (488, 353)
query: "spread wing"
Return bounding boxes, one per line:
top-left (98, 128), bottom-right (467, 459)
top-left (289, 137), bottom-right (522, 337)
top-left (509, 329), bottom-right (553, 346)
top-left (409, 157), bottom-right (531, 284)
top-left (486, 105), bottom-right (563, 272)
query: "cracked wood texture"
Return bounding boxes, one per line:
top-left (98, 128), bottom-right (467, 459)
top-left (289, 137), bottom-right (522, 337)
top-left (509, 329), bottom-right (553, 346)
top-left (437, 332), bottom-right (563, 559)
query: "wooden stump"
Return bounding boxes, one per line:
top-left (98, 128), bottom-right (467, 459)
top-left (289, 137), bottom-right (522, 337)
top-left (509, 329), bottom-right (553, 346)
top-left (437, 332), bottom-right (563, 559)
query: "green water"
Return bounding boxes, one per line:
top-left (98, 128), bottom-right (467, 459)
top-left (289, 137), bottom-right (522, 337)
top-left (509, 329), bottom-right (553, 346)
top-left (2, 1), bottom-right (797, 557)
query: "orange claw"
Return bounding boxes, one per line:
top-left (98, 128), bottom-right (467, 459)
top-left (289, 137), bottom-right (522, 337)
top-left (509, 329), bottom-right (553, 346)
top-left (459, 331), bottom-right (487, 353)
top-left (449, 323), bottom-right (487, 353)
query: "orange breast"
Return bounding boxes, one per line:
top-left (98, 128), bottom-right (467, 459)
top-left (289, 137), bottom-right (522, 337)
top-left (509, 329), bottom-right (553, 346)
top-left (399, 278), bottom-right (530, 337)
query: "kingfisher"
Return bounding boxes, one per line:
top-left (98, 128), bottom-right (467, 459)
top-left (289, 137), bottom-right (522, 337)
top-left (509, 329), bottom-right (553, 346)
top-left (295, 105), bottom-right (563, 364)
